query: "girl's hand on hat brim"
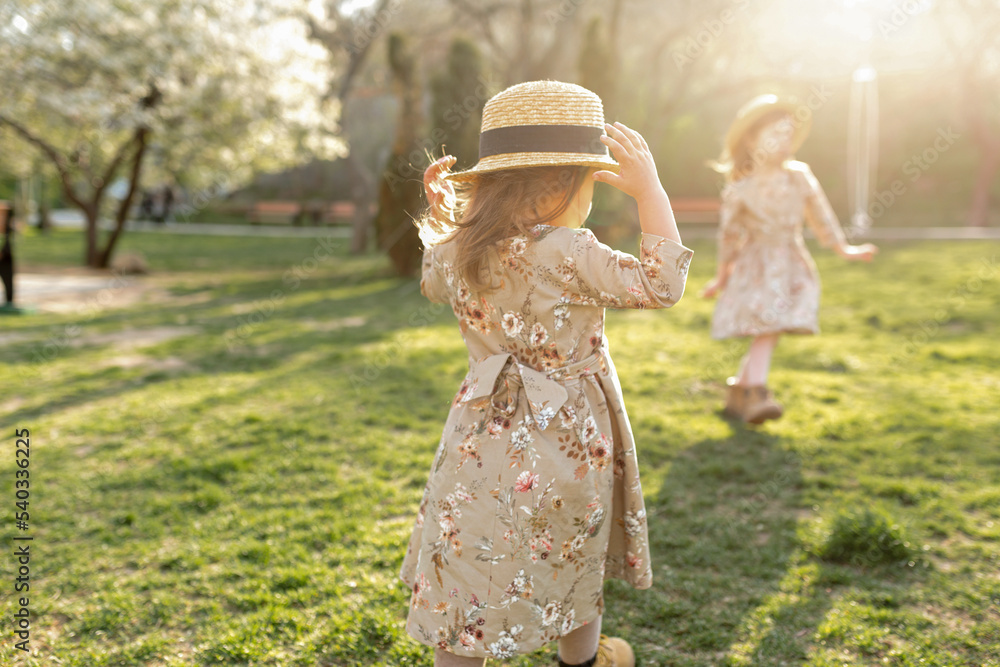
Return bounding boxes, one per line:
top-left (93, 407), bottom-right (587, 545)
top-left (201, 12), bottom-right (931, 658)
top-left (595, 122), bottom-right (683, 244)
top-left (594, 122), bottom-right (664, 203)
top-left (424, 156), bottom-right (457, 218)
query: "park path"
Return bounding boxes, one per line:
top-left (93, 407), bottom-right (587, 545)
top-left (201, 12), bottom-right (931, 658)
top-left (9, 268), bottom-right (171, 315)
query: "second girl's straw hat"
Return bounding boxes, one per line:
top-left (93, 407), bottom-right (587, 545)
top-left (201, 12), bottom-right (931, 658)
top-left (724, 94), bottom-right (812, 158)
top-left (445, 80), bottom-right (619, 182)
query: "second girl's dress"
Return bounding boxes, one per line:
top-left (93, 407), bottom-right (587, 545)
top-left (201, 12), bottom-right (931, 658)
top-left (400, 225), bottom-right (693, 657)
top-left (711, 160), bottom-right (849, 339)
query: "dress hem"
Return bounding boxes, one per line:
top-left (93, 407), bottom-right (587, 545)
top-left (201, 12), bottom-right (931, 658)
top-left (400, 572), bottom-right (651, 657)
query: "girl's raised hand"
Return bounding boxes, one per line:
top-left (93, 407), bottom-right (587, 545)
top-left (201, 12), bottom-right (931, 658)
top-left (594, 122), bottom-right (665, 203)
top-left (594, 121), bottom-right (681, 243)
top-left (423, 155), bottom-right (457, 219)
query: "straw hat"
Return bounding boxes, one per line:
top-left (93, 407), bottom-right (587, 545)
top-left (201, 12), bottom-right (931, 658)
top-left (446, 80), bottom-right (619, 182)
top-left (724, 94), bottom-right (811, 158)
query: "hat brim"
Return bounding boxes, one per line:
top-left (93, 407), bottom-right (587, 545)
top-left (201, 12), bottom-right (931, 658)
top-left (725, 99), bottom-right (811, 158)
top-left (445, 151), bottom-right (619, 182)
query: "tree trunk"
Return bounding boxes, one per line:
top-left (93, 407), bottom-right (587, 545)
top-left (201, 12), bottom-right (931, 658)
top-left (35, 173), bottom-right (52, 233)
top-left (338, 102), bottom-right (375, 253)
top-left (350, 190), bottom-right (373, 253)
top-left (37, 200), bottom-right (51, 233)
top-left (84, 204), bottom-right (101, 267)
top-left (374, 32), bottom-right (424, 277)
top-left (305, 0), bottom-right (388, 254)
top-left (97, 128), bottom-right (149, 267)
top-left (969, 142), bottom-right (998, 227)
top-left (346, 140), bottom-right (374, 253)
top-left (15, 178), bottom-right (31, 228)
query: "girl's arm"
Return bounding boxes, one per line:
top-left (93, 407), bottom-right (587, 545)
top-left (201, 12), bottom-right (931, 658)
top-left (419, 245), bottom-right (450, 304)
top-left (566, 227), bottom-right (693, 309)
top-left (797, 162), bottom-right (878, 262)
top-left (578, 122), bottom-right (692, 309)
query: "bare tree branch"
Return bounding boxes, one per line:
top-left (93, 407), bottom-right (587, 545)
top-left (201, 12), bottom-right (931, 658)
top-left (0, 114), bottom-right (88, 210)
top-left (447, 0), bottom-right (510, 72)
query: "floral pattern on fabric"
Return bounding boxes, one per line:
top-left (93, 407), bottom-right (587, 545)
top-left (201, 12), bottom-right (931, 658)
top-left (402, 224), bottom-right (694, 657)
top-left (711, 160), bottom-right (849, 339)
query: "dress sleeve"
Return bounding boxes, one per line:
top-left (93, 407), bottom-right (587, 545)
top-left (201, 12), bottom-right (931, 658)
top-left (799, 163), bottom-right (849, 250)
top-left (565, 228), bottom-right (694, 309)
top-left (716, 183), bottom-right (745, 277)
top-left (420, 245), bottom-right (450, 304)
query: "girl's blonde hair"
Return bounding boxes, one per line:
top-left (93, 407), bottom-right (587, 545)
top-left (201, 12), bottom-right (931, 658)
top-left (710, 110), bottom-right (794, 183)
top-left (417, 165), bottom-right (591, 293)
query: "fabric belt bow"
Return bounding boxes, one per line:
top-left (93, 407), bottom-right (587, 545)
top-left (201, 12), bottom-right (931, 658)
top-left (464, 350), bottom-right (603, 431)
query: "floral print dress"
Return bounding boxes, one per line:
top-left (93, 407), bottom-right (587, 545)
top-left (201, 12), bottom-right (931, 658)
top-left (400, 224), bottom-right (693, 658)
top-left (711, 160), bottom-right (849, 339)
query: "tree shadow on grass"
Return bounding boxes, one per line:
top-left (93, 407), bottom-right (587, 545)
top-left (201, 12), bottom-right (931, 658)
top-left (604, 411), bottom-right (937, 666)
top-left (603, 424), bottom-right (831, 665)
top-left (0, 274), bottom-right (452, 425)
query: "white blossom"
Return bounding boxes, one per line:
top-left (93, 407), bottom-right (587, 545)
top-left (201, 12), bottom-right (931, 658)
top-left (0, 0), bottom-right (344, 192)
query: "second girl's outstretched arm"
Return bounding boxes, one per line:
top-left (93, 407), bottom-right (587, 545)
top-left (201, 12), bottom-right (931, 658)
top-left (796, 162), bottom-right (878, 262)
top-left (594, 122), bottom-right (682, 244)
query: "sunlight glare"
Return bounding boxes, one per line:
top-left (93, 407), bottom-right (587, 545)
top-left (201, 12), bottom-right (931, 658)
top-left (341, 0), bottom-right (378, 14)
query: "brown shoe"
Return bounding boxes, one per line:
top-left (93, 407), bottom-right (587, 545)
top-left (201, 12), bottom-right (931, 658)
top-left (723, 376), bottom-right (747, 418)
top-left (742, 386), bottom-right (783, 424)
top-left (595, 634), bottom-right (635, 667)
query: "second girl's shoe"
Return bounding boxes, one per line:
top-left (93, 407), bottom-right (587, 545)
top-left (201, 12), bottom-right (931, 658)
top-left (723, 376), bottom-right (746, 419)
top-left (742, 386), bottom-right (783, 424)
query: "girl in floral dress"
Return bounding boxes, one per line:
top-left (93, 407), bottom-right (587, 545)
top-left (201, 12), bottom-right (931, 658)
top-left (400, 81), bottom-right (694, 666)
top-left (701, 94), bottom-right (878, 424)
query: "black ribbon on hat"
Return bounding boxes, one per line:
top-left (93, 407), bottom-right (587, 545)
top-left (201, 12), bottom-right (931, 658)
top-left (479, 124), bottom-right (608, 158)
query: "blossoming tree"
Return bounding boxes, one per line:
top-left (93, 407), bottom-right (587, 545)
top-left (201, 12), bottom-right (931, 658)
top-left (0, 0), bottom-right (344, 267)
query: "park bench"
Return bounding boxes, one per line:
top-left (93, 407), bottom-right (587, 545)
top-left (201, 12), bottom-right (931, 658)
top-left (670, 196), bottom-right (721, 224)
top-left (328, 201), bottom-right (357, 220)
top-left (247, 200), bottom-right (364, 225)
top-left (248, 201), bottom-right (301, 224)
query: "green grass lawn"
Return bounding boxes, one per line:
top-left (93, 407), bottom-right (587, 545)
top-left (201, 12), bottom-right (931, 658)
top-left (1, 229), bottom-right (998, 666)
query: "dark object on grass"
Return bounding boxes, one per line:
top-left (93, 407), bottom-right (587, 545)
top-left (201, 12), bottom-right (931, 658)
top-left (110, 251), bottom-right (150, 275)
top-left (1, 202), bottom-right (15, 305)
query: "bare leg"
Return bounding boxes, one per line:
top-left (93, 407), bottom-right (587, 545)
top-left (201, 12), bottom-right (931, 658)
top-left (433, 649), bottom-right (485, 667)
top-left (558, 615), bottom-right (603, 664)
top-left (737, 334), bottom-right (780, 386)
top-left (736, 348), bottom-right (752, 382)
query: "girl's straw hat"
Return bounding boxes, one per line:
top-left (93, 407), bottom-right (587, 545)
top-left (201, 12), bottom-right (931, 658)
top-left (446, 80), bottom-right (619, 182)
top-left (724, 94), bottom-right (812, 158)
